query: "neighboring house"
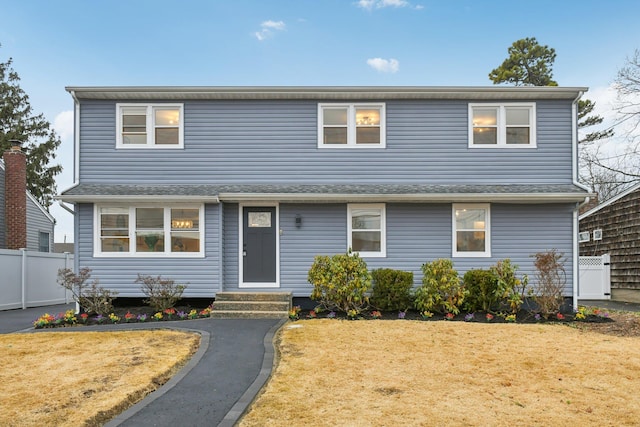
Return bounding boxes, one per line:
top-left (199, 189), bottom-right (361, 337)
top-left (54, 243), bottom-right (75, 254)
top-left (0, 142), bottom-right (55, 252)
top-left (59, 86), bottom-right (590, 304)
top-left (579, 182), bottom-right (640, 300)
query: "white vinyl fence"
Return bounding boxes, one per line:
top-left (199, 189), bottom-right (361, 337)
top-left (0, 248), bottom-right (74, 311)
top-left (578, 254), bottom-right (611, 300)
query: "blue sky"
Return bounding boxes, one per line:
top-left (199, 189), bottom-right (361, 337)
top-left (1, 0), bottom-right (640, 242)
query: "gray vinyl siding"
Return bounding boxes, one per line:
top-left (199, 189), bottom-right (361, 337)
top-left (77, 99), bottom-right (573, 185)
top-left (222, 203), bottom-right (239, 288)
top-left (226, 202), bottom-right (574, 297)
top-left (26, 197), bottom-right (54, 252)
top-left (76, 203), bottom-right (220, 298)
top-left (0, 164), bottom-right (54, 251)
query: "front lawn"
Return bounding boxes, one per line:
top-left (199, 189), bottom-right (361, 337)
top-left (239, 318), bottom-right (640, 426)
top-left (0, 330), bottom-right (199, 426)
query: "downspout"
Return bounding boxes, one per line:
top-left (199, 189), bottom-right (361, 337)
top-left (69, 90), bottom-right (80, 186)
top-left (572, 90), bottom-right (587, 311)
top-left (69, 90), bottom-right (80, 312)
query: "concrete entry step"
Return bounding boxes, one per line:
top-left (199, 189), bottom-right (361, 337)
top-left (211, 292), bottom-right (292, 319)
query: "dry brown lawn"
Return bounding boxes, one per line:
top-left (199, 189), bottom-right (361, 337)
top-left (240, 319), bottom-right (640, 426)
top-left (0, 330), bottom-right (199, 427)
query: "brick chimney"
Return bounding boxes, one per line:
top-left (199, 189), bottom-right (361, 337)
top-left (3, 140), bottom-right (27, 249)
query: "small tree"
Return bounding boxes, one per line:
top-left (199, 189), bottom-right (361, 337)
top-left (57, 267), bottom-right (117, 315)
top-left (532, 249), bottom-right (566, 318)
top-left (308, 250), bottom-right (371, 314)
top-left (414, 259), bottom-right (465, 315)
top-left (135, 274), bottom-right (186, 312)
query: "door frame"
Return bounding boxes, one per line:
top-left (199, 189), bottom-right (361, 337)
top-left (238, 202), bottom-right (280, 288)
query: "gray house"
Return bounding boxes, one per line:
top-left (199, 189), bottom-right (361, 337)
top-left (1, 143), bottom-right (55, 252)
top-left (59, 86), bottom-right (590, 306)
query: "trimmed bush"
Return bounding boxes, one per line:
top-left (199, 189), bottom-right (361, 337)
top-left (57, 267), bottom-right (118, 316)
top-left (370, 268), bottom-right (414, 311)
top-left (490, 259), bottom-right (529, 314)
top-left (414, 259), bottom-right (465, 314)
top-left (532, 249), bottom-right (566, 318)
top-left (463, 269), bottom-right (499, 312)
top-left (135, 274), bottom-right (186, 312)
top-left (308, 250), bottom-right (371, 314)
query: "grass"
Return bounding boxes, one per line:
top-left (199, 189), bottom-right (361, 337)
top-left (239, 319), bottom-right (640, 426)
top-left (0, 330), bottom-right (200, 427)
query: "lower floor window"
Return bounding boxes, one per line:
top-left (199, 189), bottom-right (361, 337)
top-left (97, 204), bottom-right (203, 256)
top-left (453, 204), bottom-right (490, 257)
top-left (348, 203), bottom-right (386, 257)
top-left (38, 232), bottom-right (50, 252)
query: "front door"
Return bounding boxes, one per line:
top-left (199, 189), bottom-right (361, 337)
top-left (242, 206), bottom-right (277, 286)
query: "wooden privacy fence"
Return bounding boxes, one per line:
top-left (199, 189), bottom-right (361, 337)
top-left (0, 249), bottom-right (74, 311)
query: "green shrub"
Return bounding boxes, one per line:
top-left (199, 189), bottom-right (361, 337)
top-left (490, 259), bottom-right (529, 314)
top-left (135, 274), bottom-right (186, 312)
top-left (370, 268), bottom-right (414, 311)
top-left (414, 259), bottom-right (465, 315)
top-left (308, 250), bottom-right (371, 314)
top-left (463, 269), bottom-right (499, 312)
top-left (57, 267), bottom-right (118, 316)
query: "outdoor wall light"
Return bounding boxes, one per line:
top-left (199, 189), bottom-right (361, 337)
top-left (295, 214), bottom-right (302, 228)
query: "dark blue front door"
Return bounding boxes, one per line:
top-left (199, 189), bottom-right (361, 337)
top-left (243, 207), bottom-right (277, 283)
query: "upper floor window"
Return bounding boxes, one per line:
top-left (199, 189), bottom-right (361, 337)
top-left (318, 103), bottom-right (386, 148)
top-left (469, 103), bottom-right (536, 148)
top-left (116, 104), bottom-right (184, 148)
top-left (96, 204), bottom-right (203, 257)
top-left (348, 203), bottom-right (386, 257)
top-left (452, 204), bottom-right (490, 257)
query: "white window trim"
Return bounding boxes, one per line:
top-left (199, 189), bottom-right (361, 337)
top-left (593, 229), bottom-right (603, 241)
top-left (468, 103), bottom-right (536, 148)
top-left (578, 231), bottom-right (590, 243)
top-left (347, 203), bottom-right (386, 258)
top-left (318, 103), bottom-right (386, 148)
top-left (116, 103), bottom-right (184, 149)
top-left (94, 204), bottom-right (204, 257)
top-left (452, 203), bottom-right (491, 258)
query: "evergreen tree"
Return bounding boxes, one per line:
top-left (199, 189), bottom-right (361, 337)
top-left (0, 52), bottom-right (62, 207)
top-left (489, 37), bottom-right (558, 86)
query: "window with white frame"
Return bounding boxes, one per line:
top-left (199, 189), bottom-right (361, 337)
top-left (578, 231), bottom-right (590, 243)
top-left (116, 104), bottom-right (184, 148)
top-left (96, 205), bottom-right (203, 256)
top-left (319, 103), bottom-right (385, 147)
top-left (38, 232), bottom-right (50, 252)
top-left (469, 103), bottom-right (536, 148)
top-left (348, 204), bottom-right (386, 257)
top-left (453, 204), bottom-right (490, 257)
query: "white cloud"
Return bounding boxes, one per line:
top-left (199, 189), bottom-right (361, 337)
top-left (367, 58), bottom-right (399, 73)
top-left (357, 0), bottom-right (422, 10)
top-left (54, 110), bottom-right (74, 142)
top-left (254, 20), bottom-right (286, 41)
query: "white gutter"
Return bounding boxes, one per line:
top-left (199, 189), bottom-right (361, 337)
top-left (218, 192), bottom-right (592, 203)
top-left (56, 194), bottom-right (220, 203)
